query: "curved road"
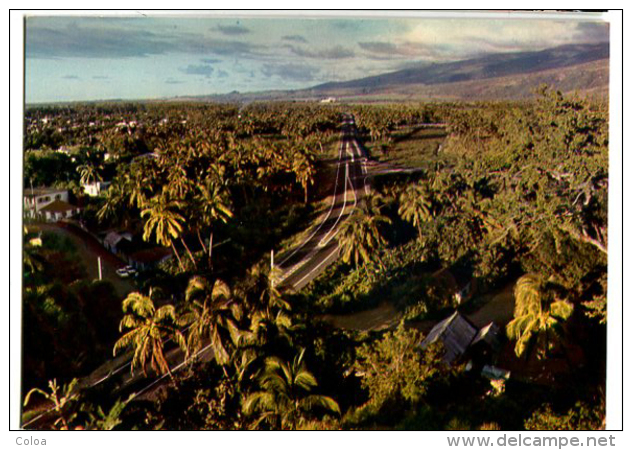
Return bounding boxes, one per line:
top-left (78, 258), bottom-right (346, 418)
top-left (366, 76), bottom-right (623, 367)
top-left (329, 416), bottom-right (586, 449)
top-left (275, 115), bottom-right (370, 291)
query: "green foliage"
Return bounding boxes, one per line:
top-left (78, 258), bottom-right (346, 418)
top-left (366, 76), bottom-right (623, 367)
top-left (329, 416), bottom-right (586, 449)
top-left (243, 349), bottom-right (340, 430)
top-left (353, 323), bottom-right (447, 409)
top-left (506, 274), bottom-right (574, 358)
top-left (525, 397), bottom-right (605, 430)
top-left (113, 292), bottom-right (187, 377)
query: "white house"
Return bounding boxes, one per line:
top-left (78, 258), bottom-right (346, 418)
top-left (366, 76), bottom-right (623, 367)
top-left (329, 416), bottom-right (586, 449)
top-left (24, 188), bottom-right (69, 218)
top-left (39, 200), bottom-right (82, 222)
top-left (83, 181), bottom-right (111, 197)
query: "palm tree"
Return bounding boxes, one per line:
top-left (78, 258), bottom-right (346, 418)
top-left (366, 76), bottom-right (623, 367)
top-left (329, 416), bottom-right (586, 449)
top-left (292, 147), bottom-right (316, 204)
top-left (337, 195), bottom-right (392, 268)
top-left (24, 378), bottom-right (79, 430)
top-left (242, 349), bottom-right (340, 430)
top-left (398, 182), bottom-right (433, 237)
top-left (141, 194), bottom-right (186, 270)
top-left (180, 276), bottom-right (242, 370)
top-left (113, 292), bottom-right (187, 377)
top-left (196, 179), bottom-right (233, 267)
top-left (77, 162), bottom-right (103, 186)
top-left (506, 274), bottom-right (574, 358)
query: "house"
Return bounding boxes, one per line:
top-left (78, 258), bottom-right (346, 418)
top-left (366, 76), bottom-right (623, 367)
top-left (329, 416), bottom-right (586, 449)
top-left (421, 311), bottom-right (501, 365)
top-left (24, 188), bottom-right (69, 218)
top-left (82, 181), bottom-right (111, 197)
top-left (38, 200), bottom-right (82, 222)
top-left (127, 247), bottom-right (172, 270)
top-left (320, 97), bottom-right (337, 104)
top-left (421, 311), bottom-right (479, 364)
top-left (102, 231), bottom-right (132, 254)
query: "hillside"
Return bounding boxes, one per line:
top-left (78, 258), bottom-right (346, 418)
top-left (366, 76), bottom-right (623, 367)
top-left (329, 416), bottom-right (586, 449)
top-left (310, 43), bottom-right (608, 93)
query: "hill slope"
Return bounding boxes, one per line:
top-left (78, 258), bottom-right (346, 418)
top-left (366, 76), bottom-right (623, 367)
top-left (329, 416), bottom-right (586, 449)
top-left (312, 43), bottom-right (609, 93)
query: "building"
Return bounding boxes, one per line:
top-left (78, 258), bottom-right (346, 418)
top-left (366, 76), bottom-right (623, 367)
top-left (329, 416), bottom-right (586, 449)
top-left (421, 311), bottom-right (500, 365)
top-left (24, 188), bottom-right (69, 217)
top-left (82, 181), bottom-right (111, 197)
top-left (38, 199), bottom-right (82, 222)
top-left (102, 230), bottom-right (133, 254)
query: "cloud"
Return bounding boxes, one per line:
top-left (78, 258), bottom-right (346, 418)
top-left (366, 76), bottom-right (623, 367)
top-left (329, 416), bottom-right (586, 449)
top-left (216, 70), bottom-right (229, 78)
top-left (91, 75), bottom-right (109, 80)
top-left (26, 23), bottom-right (175, 58)
top-left (282, 34), bottom-right (308, 43)
top-left (201, 58), bottom-right (222, 64)
top-left (26, 19), bottom-right (261, 59)
top-left (180, 38), bottom-right (258, 56)
top-left (215, 24), bottom-right (251, 36)
top-left (165, 78), bottom-right (184, 84)
top-left (261, 63), bottom-right (319, 82)
top-left (180, 64), bottom-right (215, 78)
top-left (574, 21), bottom-right (609, 43)
top-left (61, 74), bottom-right (79, 80)
top-left (289, 45), bottom-right (355, 59)
top-left (358, 41), bottom-right (397, 55)
top-left (359, 40), bottom-right (448, 60)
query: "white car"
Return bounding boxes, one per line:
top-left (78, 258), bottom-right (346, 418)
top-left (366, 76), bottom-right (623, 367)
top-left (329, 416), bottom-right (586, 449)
top-left (116, 265), bottom-right (137, 278)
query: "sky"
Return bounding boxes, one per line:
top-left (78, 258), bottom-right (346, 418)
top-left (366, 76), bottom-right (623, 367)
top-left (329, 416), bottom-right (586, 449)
top-left (23, 12), bottom-right (610, 103)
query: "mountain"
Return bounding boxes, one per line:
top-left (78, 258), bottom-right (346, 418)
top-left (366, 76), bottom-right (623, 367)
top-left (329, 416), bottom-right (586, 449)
top-left (181, 43), bottom-right (610, 103)
top-left (312, 43), bottom-right (608, 93)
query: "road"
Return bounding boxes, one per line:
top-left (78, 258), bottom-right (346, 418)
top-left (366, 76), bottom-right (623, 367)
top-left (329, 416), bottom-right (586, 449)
top-left (274, 115), bottom-right (370, 291)
top-left (22, 116), bottom-right (368, 429)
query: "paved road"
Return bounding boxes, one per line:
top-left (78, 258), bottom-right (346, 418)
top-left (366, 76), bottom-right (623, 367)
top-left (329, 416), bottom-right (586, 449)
top-left (275, 116), bottom-right (370, 291)
top-left (22, 116), bottom-right (372, 428)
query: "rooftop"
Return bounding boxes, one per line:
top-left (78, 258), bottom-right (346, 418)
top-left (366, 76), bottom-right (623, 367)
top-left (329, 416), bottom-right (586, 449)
top-left (39, 199), bottom-right (79, 213)
top-left (24, 187), bottom-right (67, 198)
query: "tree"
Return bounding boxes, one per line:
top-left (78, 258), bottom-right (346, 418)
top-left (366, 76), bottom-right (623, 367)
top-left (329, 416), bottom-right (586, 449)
top-left (23, 378), bottom-right (79, 430)
top-left (113, 292), bottom-right (187, 377)
top-left (506, 274), bottom-right (574, 358)
top-left (398, 182), bottom-right (433, 238)
top-left (180, 276), bottom-right (242, 370)
top-left (243, 349), bottom-right (340, 430)
top-left (76, 162), bottom-right (103, 186)
top-left (353, 323), bottom-right (446, 409)
top-left (196, 179), bottom-right (233, 267)
top-left (141, 194), bottom-right (187, 270)
top-left (337, 194), bottom-right (392, 268)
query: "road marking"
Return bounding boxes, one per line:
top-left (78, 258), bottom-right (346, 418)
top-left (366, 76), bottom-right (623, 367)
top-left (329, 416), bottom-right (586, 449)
top-left (276, 134), bottom-right (347, 268)
top-left (319, 166), bottom-right (357, 247)
top-left (318, 162), bottom-right (350, 247)
top-left (291, 244), bottom-right (340, 290)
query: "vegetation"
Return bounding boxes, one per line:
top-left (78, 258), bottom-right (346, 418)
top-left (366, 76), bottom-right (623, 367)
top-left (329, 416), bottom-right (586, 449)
top-left (22, 88), bottom-right (608, 430)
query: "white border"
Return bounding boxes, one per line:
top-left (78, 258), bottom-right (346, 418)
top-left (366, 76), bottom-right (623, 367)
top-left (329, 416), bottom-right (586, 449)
top-left (8, 6), bottom-right (626, 447)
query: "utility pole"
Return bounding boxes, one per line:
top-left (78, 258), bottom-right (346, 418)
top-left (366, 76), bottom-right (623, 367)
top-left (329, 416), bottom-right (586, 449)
top-left (97, 256), bottom-right (102, 281)
top-left (270, 250), bottom-right (275, 288)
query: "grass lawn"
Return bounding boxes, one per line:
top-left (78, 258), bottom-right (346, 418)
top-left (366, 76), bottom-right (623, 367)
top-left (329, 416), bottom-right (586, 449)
top-left (365, 125), bottom-right (450, 170)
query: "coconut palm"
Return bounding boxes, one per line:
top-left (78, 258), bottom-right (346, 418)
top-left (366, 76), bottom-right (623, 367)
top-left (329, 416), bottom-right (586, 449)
top-left (337, 195), bottom-right (392, 268)
top-left (398, 182), bottom-right (433, 237)
top-left (141, 194), bottom-right (186, 270)
top-left (77, 162), bottom-right (103, 186)
top-left (196, 179), bottom-right (234, 267)
top-left (506, 274), bottom-right (574, 358)
top-left (242, 349), bottom-right (340, 430)
top-left (180, 276), bottom-right (242, 369)
top-left (113, 292), bottom-right (187, 377)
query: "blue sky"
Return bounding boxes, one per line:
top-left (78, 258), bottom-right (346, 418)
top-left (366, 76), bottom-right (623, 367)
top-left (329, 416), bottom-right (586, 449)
top-left (24, 13), bottom-right (609, 103)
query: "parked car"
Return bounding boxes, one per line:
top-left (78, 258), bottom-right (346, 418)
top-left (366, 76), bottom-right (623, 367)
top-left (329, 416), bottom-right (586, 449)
top-left (116, 265), bottom-right (137, 278)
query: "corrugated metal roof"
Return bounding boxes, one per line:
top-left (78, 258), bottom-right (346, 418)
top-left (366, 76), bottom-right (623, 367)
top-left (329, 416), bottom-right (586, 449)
top-left (421, 311), bottom-right (478, 363)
